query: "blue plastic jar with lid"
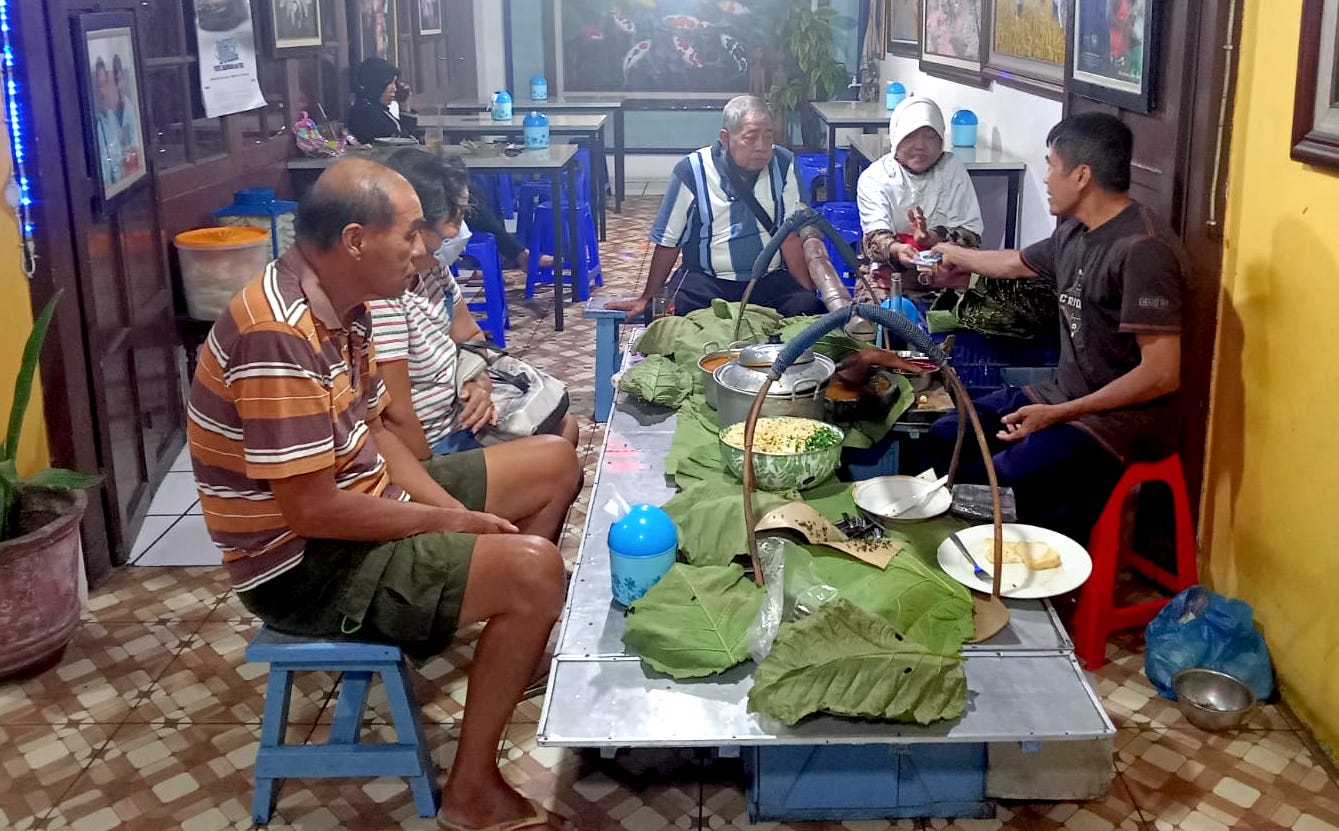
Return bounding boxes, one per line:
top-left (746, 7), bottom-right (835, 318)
top-left (491, 89), bottom-right (512, 121)
top-left (885, 81), bottom-right (907, 111)
top-left (951, 109), bottom-right (979, 147)
top-left (212, 187), bottom-right (297, 259)
top-left (523, 111), bottom-right (550, 149)
top-left (530, 75), bottom-right (548, 101)
top-left (607, 504), bottom-right (678, 606)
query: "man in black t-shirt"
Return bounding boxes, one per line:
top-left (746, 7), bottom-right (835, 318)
top-left (924, 113), bottom-right (1186, 540)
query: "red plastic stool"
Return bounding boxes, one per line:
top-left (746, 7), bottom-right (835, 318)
top-left (1072, 453), bottom-right (1198, 670)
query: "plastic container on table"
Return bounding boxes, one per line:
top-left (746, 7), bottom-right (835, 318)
top-left (530, 75), bottom-right (548, 101)
top-left (212, 187), bottom-right (296, 259)
top-left (523, 111), bottom-right (550, 148)
top-left (491, 89), bottom-right (513, 121)
top-left (885, 81), bottom-right (907, 111)
top-left (951, 109), bottom-right (979, 147)
top-left (607, 504), bottom-right (678, 606)
top-left (175, 226), bottom-right (271, 321)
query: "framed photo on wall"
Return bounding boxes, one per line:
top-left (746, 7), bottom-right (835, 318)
top-left (1292, 0), bottom-right (1339, 169)
top-left (888, 0), bottom-right (921, 58)
top-left (418, 0), bottom-right (443, 36)
top-left (987, 0), bottom-right (1067, 93)
top-left (1067, 0), bottom-right (1159, 113)
top-left (920, 0), bottom-right (989, 80)
top-left (266, 0), bottom-right (323, 52)
top-left (348, 0), bottom-right (398, 66)
top-left (74, 12), bottom-right (149, 212)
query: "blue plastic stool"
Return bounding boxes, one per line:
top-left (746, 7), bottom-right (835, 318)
top-left (471, 173), bottom-right (516, 220)
top-left (525, 200), bottom-right (602, 301)
top-left (516, 147), bottom-right (594, 242)
top-left (246, 626), bottom-right (439, 824)
top-left (820, 202), bottom-right (862, 286)
top-left (796, 150), bottom-right (848, 204)
top-left (457, 232), bottom-right (510, 347)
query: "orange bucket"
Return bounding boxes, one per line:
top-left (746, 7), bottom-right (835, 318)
top-left (175, 226), bottom-right (272, 321)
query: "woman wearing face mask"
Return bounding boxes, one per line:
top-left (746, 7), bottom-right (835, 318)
top-left (856, 97), bottom-right (983, 279)
top-left (347, 57), bottom-right (418, 145)
top-left (368, 148), bottom-right (580, 459)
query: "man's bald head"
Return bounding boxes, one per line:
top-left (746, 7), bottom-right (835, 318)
top-left (294, 157), bottom-right (415, 252)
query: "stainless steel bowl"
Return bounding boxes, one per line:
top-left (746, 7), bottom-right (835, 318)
top-left (1172, 668), bottom-right (1256, 731)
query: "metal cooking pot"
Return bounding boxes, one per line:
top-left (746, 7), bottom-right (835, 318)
top-left (713, 339), bottom-right (835, 429)
top-left (697, 340), bottom-right (751, 410)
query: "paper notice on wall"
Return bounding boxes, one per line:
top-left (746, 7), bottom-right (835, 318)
top-left (193, 0), bottom-right (266, 118)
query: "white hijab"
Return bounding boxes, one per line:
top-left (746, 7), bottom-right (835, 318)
top-left (856, 98), bottom-right (984, 237)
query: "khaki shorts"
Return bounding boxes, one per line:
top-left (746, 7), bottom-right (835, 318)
top-left (239, 449), bottom-right (488, 660)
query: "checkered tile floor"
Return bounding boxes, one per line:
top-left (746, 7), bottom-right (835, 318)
top-left (3, 197), bottom-right (1338, 830)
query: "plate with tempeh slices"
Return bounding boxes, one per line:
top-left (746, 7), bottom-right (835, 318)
top-left (936, 523), bottom-right (1092, 599)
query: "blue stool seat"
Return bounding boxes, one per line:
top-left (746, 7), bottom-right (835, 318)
top-left (516, 146), bottom-right (594, 242)
top-left (796, 150), bottom-right (849, 204)
top-left (246, 625), bottom-right (439, 823)
top-left (471, 173), bottom-right (516, 220)
top-left (820, 202), bottom-right (863, 286)
top-left (456, 232), bottom-right (511, 348)
top-left (526, 200), bottom-right (602, 301)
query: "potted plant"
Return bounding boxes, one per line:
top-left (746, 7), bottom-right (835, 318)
top-left (751, 2), bottom-right (854, 150)
top-left (0, 293), bottom-right (100, 678)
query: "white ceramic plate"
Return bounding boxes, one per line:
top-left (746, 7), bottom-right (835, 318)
top-left (936, 523), bottom-right (1092, 599)
top-left (852, 475), bottom-right (952, 523)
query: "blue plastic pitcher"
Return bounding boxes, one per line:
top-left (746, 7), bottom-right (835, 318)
top-left (951, 109), bottom-right (978, 147)
top-left (523, 111), bottom-right (550, 149)
top-left (885, 81), bottom-right (907, 111)
top-left (530, 75), bottom-right (548, 101)
top-left (491, 90), bottom-right (512, 121)
top-left (608, 505), bottom-right (678, 606)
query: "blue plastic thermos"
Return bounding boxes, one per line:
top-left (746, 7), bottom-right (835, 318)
top-left (885, 81), bottom-right (907, 111)
top-left (523, 111), bottom-right (550, 149)
top-left (951, 109), bottom-right (979, 147)
top-left (491, 89), bottom-right (512, 121)
top-left (607, 504), bottom-right (678, 606)
top-left (530, 75), bottom-right (548, 101)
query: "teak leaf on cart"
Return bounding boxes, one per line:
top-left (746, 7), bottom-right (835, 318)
top-left (623, 563), bottom-right (765, 679)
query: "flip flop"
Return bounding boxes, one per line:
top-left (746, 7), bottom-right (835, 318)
top-left (438, 798), bottom-right (572, 831)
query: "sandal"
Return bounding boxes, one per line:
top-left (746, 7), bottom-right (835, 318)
top-left (438, 798), bottom-right (572, 831)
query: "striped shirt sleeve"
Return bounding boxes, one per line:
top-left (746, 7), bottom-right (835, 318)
top-left (649, 161), bottom-right (695, 248)
top-left (227, 324), bottom-right (336, 481)
top-left (367, 294), bottom-right (410, 363)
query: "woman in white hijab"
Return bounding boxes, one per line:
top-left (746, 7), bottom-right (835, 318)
top-left (856, 97), bottom-right (984, 269)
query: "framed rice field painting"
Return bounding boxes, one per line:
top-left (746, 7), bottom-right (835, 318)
top-left (920, 0), bottom-right (988, 79)
top-left (1068, 0), bottom-right (1159, 113)
top-left (988, 0), bottom-right (1067, 92)
top-left (888, 0), bottom-right (921, 58)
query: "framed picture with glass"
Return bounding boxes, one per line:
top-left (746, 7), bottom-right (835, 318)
top-left (418, 0), bottom-right (443, 36)
top-left (75, 12), bottom-right (149, 212)
top-left (888, 0), bottom-right (921, 58)
top-left (987, 0), bottom-right (1067, 94)
top-left (266, 0), bottom-right (323, 53)
top-left (1292, 0), bottom-right (1339, 169)
top-left (920, 0), bottom-right (989, 81)
top-left (1067, 0), bottom-right (1159, 113)
top-left (348, 0), bottom-right (398, 65)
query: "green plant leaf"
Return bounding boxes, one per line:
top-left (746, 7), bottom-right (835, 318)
top-left (617, 355), bottom-right (694, 408)
top-left (634, 315), bottom-right (700, 357)
top-left (24, 468), bottom-right (102, 491)
top-left (747, 599), bottom-right (967, 726)
top-left (5, 292), bottom-right (60, 463)
top-left (663, 476), bottom-right (795, 566)
top-left (622, 563), bottom-right (765, 679)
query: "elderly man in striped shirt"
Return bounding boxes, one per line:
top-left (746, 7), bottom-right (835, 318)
top-left (609, 95), bottom-right (824, 319)
top-left (189, 158), bottom-right (578, 831)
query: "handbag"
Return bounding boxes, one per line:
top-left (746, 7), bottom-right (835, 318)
top-left (456, 341), bottom-right (570, 444)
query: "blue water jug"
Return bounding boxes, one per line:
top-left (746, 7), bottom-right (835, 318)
top-left (885, 81), bottom-right (906, 111)
top-left (523, 111), bottom-right (550, 149)
top-left (951, 109), bottom-right (979, 147)
top-left (491, 90), bottom-right (512, 121)
top-left (608, 504), bottom-right (678, 606)
top-left (530, 75), bottom-right (548, 101)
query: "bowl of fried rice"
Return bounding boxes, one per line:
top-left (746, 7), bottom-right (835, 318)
top-left (719, 417), bottom-right (844, 491)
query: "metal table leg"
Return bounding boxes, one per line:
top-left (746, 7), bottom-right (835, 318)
top-left (827, 122), bottom-right (837, 202)
top-left (550, 170), bottom-right (565, 331)
top-left (595, 129), bottom-right (608, 241)
top-left (564, 161), bottom-right (586, 304)
top-left (613, 107), bottom-right (625, 213)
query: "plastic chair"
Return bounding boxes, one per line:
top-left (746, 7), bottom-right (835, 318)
top-left (246, 626), bottom-right (439, 823)
top-left (525, 199), bottom-right (602, 300)
top-left (517, 147), bottom-right (594, 242)
top-left (470, 173), bottom-right (516, 220)
top-left (796, 150), bottom-right (848, 204)
top-left (820, 201), bottom-right (862, 286)
top-left (456, 232), bottom-right (510, 347)
top-left (1072, 453), bottom-right (1199, 670)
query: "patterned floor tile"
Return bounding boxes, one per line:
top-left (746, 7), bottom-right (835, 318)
top-left (924, 774), bottom-right (1148, 830)
top-left (81, 566), bottom-right (228, 623)
top-left (0, 721), bottom-right (119, 828)
top-left (0, 621), bottom-right (195, 725)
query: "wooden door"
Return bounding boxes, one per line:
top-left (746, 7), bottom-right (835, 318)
top-left (1064, 0), bottom-right (1241, 519)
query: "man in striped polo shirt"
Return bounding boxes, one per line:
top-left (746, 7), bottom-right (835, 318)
top-left (609, 95), bottom-right (824, 319)
top-left (189, 158), bottom-right (578, 831)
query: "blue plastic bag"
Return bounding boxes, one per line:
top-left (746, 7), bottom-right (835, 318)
top-left (1144, 585), bottom-right (1274, 700)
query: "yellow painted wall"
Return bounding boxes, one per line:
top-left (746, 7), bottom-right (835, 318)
top-left (1205, 0), bottom-right (1339, 751)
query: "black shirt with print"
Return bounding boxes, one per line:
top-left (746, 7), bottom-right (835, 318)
top-left (1019, 202), bottom-right (1186, 463)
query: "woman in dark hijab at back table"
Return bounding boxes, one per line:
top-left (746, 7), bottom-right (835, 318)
top-left (347, 57), bottom-right (419, 145)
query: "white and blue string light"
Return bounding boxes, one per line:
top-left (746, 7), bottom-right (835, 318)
top-left (0, 0), bottom-right (36, 277)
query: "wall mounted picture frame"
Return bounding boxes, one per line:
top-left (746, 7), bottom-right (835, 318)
top-left (920, 0), bottom-right (989, 81)
top-left (418, 0), bottom-right (443, 36)
top-left (888, 0), bottom-right (921, 58)
top-left (1067, 0), bottom-right (1159, 113)
top-left (75, 12), bottom-right (149, 212)
top-left (348, 0), bottom-right (398, 66)
top-left (1292, 0), bottom-right (1339, 169)
top-left (267, 0), bottom-right (323, 53)
top-left (987, 0), bottom-right (1067, 94)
